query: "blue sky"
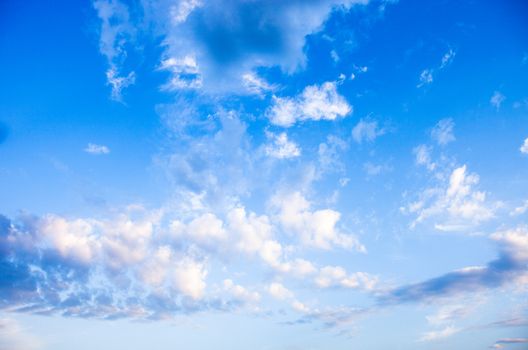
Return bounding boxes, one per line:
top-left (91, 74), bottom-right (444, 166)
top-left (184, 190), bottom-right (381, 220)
top-left (1, 0), bottom-right (528, 349)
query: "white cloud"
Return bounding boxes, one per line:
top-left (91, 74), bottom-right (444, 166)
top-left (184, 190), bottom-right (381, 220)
top-left (39, 215), bottom-right (100, 265)
top-left (242, 72), bottom-right (277, 96)
top-left (417, 69), bottom-right (433, 87)
top-left (156, 0), bottom-right (370, 93)
top-left (490, 91), bottom-right (505, 110)
top-left (417, 49), bottom-right (456, 88)
top-left (419, 326), bottom-right (460, 342)
top-left (511, 200), bottom-right (528, 216)
top-left (267, 81), bottom-right (352, 127)
top-left (171, 258), bottom-right (208, 300)
top-left (84, 143), bottom-right (110, 155)
top-left (351, 119), bottom-right (385, 143)
top-left (223, 279), bottom-right (260, 304)
top-left (159, 56), bottom-right (202, 90)
top-left (431, 118), bottom-right (455, 146)
top-left (264, 132), bottom-right (301, 159)
top-left (520, 138), bottom-right (528, 154)
top-left (268, 282), bottom-right (294, 300)
top-left (440, 49), bottom-right (456, 69)
top-left (93, 0), bottom-right (136, 101)
top-left (315, 266), bottom-right (376, 290)
top-left (405, 165), bottom-right (496, 231)
top-left (413, 144), bottom-right (435, 171)
top-left (271, 191), bottom-right (365, 251)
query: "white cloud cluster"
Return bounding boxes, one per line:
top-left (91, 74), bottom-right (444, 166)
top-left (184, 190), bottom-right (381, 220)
top-left (405, 165), bottom-right (496, 231)
top-left (267, 82), bottom-right (352, 127)
top-left (271, 191), bottom-right (365, 251)
top-left (264, 132), bottom-right (301, 159)
top-left (242, 72), bottom-right (277, 96)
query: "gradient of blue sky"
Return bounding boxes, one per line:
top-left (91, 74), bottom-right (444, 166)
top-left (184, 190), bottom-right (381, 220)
top-left (1, 0), bottom-right (528, 349)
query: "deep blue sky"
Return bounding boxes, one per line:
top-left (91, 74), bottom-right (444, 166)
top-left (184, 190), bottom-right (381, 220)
top-left (1, 0), bottom-right (527, 349)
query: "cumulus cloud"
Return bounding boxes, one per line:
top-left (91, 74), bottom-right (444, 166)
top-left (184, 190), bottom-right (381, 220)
top-left (270, 191), bottom-right (365, 251)
top-left (379, 226), bottom-right (528, 304)
top-left (404, 165), bottom-right (496, 231)
top-left (264, 132), bottom-right (301, 159)
top-left (351, 119), bottom-right (385, 143)
top-left (84, 143), bottom-right (110, 155)
top-left (267, 81), bottom-right (352, 127)
top-left (431, 118), bottom-right (455, 146)
top-left (268, 282), bottom-right (294, 300)
top-left (520, 138), bottom-right (528, 154)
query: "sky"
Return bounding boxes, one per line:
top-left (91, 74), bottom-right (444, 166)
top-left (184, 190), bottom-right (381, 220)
top-left (0, 0), bottom-right (528, 349)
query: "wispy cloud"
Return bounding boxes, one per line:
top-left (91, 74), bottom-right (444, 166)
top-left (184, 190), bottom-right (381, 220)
top-left (84, 143), bottom-right (110, 155)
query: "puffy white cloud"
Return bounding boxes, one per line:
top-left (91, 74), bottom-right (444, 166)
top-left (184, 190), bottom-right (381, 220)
top-left (39, 215), bottom-right (100, 265)
top-left (84, 143), bottom-right (110, 155)
top-left (267, 82), bottom-right (351, 127)
top-left (520, 137), bottom-right (528, 154)
top-left (267, 282), bottom-right (294, 300)
top-left (171, 258), bottom-right (207, 300)
top-left (405, 165), bottom-right (496, 231)
top-left (351, 119), bottom-right (385, 143)
top-left (431, 118), bottom-right (455, 146)
top-left (490, 91), bottom-right (505, 110)
top-left (223, 279), bottom-right (260, 304)
top-left (264, 132), bottom-right (301, 159)
top-left (271, 192), bottom-right (365, 251)
top-left (315, 266), bottom-right (376, 290)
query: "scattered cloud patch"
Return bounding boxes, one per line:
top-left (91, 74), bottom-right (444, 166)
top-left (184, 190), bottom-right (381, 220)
top-left (520, 138), bottom-right (528, 154)
top-left (351, 119), bottom-right (385, 143)
top-left (267, 81), bottom-right (351, 127)
top-left (264, 132), bottom-right (301, 159)
top-left (490, 91), bottom-right (505, 110)
top-left (431, 118), bottom-right (455, 146)
top-left (84, 143), bottom-right (110, 155)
